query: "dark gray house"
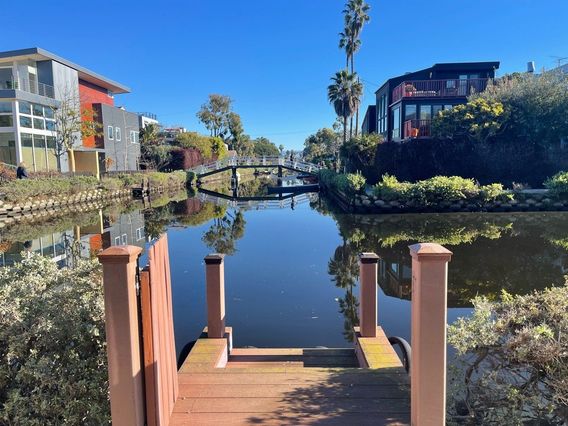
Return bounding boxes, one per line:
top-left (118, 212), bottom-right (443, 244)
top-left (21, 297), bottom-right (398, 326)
top-left (93, 103), bottom-right (140, 171)
top-left (362, 61), bottom-right (500, 142)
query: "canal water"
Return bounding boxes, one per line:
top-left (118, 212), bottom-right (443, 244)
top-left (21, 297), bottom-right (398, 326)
top-left (2, 189), bottom-right (567, 356)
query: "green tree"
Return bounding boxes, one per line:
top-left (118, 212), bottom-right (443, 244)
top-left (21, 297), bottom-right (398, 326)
top-left (227, 112), bottom-right (244, 151)
top-left (233, 134), bottom-right (255, 157)
top-left (431, 98), bottom-right (506, 143)
top-left (328, 70), bottom-right (363, 146)
top-left (196, 94), bottom-right (232, 139)
top-left (341, 132), bottom-right (383, 170)
top-left (278, 144), bottom-right (285, 155)
top-left (253, 137), bottom-right (280, 157)
top-left (303, 128), bottom-right (341, 165)
top-left (341, 0), bottom-right (370, 136)
top-left (139, 123), bottom-right (161, 145)
top-left (476, 71), bottom-right (568, 147)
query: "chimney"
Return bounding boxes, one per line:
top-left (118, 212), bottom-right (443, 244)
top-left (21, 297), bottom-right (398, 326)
top-left (527, 61), bottom-right (536, 73)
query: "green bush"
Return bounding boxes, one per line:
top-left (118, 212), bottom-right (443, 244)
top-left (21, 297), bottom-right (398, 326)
top-left (544, 171), bottom-right (568, 198)
top-left (319, 170), bottom-right (366, 195)
top-left (373, 175), bottom-right (510, 206)
top-left (0, 254), bottom-right (109, 424)
top-left (0, 175), bottom-right (100, 203)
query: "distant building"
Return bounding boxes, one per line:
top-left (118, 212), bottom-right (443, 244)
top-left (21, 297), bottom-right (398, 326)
top-left (162, 126), bottom-right (186, 143)
top-left (0, 47), bottom-right (140, 174)
top-left (138, 112), bottom-right (159, 129)
top-left (362, 61), bottom-right (500, 142)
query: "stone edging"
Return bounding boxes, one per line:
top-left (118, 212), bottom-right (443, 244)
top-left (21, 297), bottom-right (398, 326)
top-left (323, 186), bottom-right (568, 214)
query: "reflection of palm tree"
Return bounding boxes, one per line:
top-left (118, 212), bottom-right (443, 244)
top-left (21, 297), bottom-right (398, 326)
top-left (202, 210), bottom-right (246, 255)
top-left (328, 243), bottom-right (360, 342)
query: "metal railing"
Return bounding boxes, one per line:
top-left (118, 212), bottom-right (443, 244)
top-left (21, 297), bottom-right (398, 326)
top-left (197, 191), bottom-right (317, 210)
top-left (189, 156), bottom-right (320, 176)
top-left (403, 119), bottom-right (432, 139)
top-left (392, 78), bottom-right (489, 103)
top-left (0, 77), bottom-right (55, 99)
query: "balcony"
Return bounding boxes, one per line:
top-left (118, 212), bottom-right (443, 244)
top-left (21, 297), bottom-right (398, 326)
top-left (392, 78), bottom-right (488, 103)
top-left (0, 77), bottom-right (55, 99)
top-left (403, 119), bottom-right (431, 139)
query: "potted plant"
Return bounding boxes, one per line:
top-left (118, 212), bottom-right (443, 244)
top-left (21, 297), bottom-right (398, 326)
top-left (404, 83), bottom-right (416, 96)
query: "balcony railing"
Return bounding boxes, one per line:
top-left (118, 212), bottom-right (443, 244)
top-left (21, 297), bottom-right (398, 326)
top-left (404, 119), bottom-right (431, 139)
top-left (392, 78), bottom-right (488, 103)
top-left (0, 77), bottom-right (55, 99)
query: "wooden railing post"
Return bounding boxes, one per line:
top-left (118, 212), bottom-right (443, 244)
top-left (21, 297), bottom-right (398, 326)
top-left (359, 252), bottom-right (379, 338)
top-left (98, 245), bottom-right (145, 426)
top-left (205, 254), bottom-right (226, 338)
top-left (409, 243), bottom-right (452, 426)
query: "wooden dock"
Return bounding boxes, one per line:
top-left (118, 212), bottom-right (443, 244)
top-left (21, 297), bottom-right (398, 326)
top-left (171, 327), bottom-right (410, 425)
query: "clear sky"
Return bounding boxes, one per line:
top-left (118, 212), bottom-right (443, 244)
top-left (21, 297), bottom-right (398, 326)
top-left (1, 0), bottom-right (567, 150)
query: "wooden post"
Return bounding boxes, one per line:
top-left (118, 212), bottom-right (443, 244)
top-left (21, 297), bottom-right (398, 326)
top-left (205, 254), bottom-right (226, 338)
top-left (409, 243), bottom-right (452, 426)
top-left (98, 245), bottom-right (145, 426)
top-left (359, 252), bottom-right (379, 338)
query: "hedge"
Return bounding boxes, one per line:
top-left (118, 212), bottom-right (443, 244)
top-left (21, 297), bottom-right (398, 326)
top-left (544, 171), bottom-right (568, 198)
top-left (319, 170), bottom-right (366, 197)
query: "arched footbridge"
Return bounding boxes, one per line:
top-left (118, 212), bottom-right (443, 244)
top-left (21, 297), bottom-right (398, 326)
top-left (188, 156), bottom-right (321, 181)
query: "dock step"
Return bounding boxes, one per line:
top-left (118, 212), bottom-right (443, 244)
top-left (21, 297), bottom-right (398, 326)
top-left (227, 347), bottom-right (359, 368)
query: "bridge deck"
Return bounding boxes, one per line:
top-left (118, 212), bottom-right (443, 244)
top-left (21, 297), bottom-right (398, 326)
top-left (171, 328), bottom-right (410, 425)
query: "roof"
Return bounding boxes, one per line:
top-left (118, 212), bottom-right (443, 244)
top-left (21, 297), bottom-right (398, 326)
top-left (375, 61), bottom-right (500, 94)
top-left (0, 47), bottom-right (130, 94)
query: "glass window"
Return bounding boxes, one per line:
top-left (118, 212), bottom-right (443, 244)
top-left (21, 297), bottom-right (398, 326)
top-left (32, 104), bottom-right (44, 117)
top-left (46, 136), bottom-right (58, 171)
top-left (33, 118), bottom-right (45, 130)
top-left (392, 106), bottom-right (401, 140)
top-left (0, 102), bottom-right (12, 113)
top-left (114, 236), bottom-right (120, 245)
top-left (0, 132), bottom-right (17, 165)
top-left (0, 115), bottom-right (13, 127)
top-left (44, 107), bottom-right (54, 119)
top-left (444, 104), bottom-right (453, 110)
top-left (115, 127), bottom-right (121, 141)
top-left (405, 105), bottom-right (417, 121)
top-left (34, 135), bottom-right (47, 171)
top-left (433, 105), bottom-right (443, 117)
top-left (130, 130), bottom-right (137, 143)
top-left (121, 234), bottom-right (127, 244)
top-left (20, 116), bottom-right (32, 128)
top-left (19, 101), bottom-right (31, 115)
top-left (45, 120), bottom-right (56, 131)
top-left (21, 133), bottom-right (34, 169)
top-left (420, 105), bottom-right (432, 121)
top-left (107, 125), bottom-right (114, 140)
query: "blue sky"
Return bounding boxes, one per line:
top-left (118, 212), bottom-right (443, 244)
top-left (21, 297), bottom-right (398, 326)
top-left (2, 0), bottom-right (567, 150)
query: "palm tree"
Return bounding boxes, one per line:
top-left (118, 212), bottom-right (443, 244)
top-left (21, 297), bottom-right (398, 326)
top-left (328, 70), bottom-right (363, 146)
top-left (342, 0), bottom-right (370, 137)
top-left (338, 26), bottom-right (360, 72)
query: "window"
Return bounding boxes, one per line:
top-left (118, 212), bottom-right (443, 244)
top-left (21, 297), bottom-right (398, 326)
top-left (0, 132), bottom-right (16, 165)
top-left (130, 130), bottom-right (137, 144)
top-left (420, 105), bottom-right (432, 121)
top-left (46, 136), bottom-right (57, 170)
top-left (107, 125), bottom-right (114, 140)
top-left (114, 236), bottom-right (121, 245)
top-left (21, 133), bottom-right (34, 169)
top-left (377, 93), bottom-right (387, 134)
top-left (405, 105), bottom-right (417, 122)
top-left (33, 118), bottom-right (45, 130)
top-left (32, 104), bottom-right (44, 117)
top-left (392, 106), bottom-right (401, 140)
top-left (121, 234), bottom-right (127, 245)
top-left (18, 101), bottom-right (31, 115)
top-left (115, 127), bottom-right (121, 141)
top-left (0, 102), bottom-right (12, 113)
top-left (44, 107), bottom-right (54, 119)
top-left (136, 227), bottom-right (144, 241)
top-left (0, 115), bottom-right (12, 127)
top-left (432, 105), bottom-right (443, 117)
top-left (20, 116), bottom-right (32, 128)
top-left (444, 104), bottom-right (453, 110)
top-left (45, 120), bottom-right (55, 131)
top-left (33, 135), bottom-right (47, 171)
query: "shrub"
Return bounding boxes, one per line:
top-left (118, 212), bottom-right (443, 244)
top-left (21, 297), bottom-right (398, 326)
top-left (0, 254), bottom-right (109, 424)
top-left (0, 175), bottom-right (100, 203)
top-left (168, 147), bottom-right (204, 170)
top-left (544, 171), bottom-right (568, 198)
top-left (372, 175), bottom-right (510, 206)
top-left (319, 170), bottom-right (366, 195)
top-left (448, 284), bottom-right (568, 424)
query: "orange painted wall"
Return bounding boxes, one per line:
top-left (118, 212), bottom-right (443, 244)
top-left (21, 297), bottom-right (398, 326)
top-left (79, 80), bottom-right (114, 148)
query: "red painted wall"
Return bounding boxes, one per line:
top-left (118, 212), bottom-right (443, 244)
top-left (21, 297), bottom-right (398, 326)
top-left (79, 80), bottom-right (113, 148)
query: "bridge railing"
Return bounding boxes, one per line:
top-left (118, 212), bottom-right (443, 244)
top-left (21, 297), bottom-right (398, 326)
top-left (189, 156), bottom-right (321, 176)
top-left (197, 191), bottom-right (316, 210)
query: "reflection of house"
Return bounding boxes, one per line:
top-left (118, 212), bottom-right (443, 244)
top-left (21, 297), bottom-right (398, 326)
top-left (0, 209), bottom-right (146, 267)
top-left (378, 259), bottom-right (412, 300)
top-left (0, 47), bottom-right (140, 175)
top-left (362, 61), bottom-right (499, 142)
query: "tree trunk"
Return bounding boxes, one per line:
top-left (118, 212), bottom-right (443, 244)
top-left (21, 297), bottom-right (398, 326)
top-left (349, 117), bottom-right (353, 141)
top-left (343, 116), bottom-right (347, 145)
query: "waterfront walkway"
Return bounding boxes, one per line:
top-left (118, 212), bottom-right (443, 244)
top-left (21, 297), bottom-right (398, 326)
top-left (171, 327), bottom-right (410, 425)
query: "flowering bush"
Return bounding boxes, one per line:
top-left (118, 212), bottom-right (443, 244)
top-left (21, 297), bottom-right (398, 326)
top-left (545, 171), bottom-right (568, 198)
top-left (0, 254), bottom-right (109, 424)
